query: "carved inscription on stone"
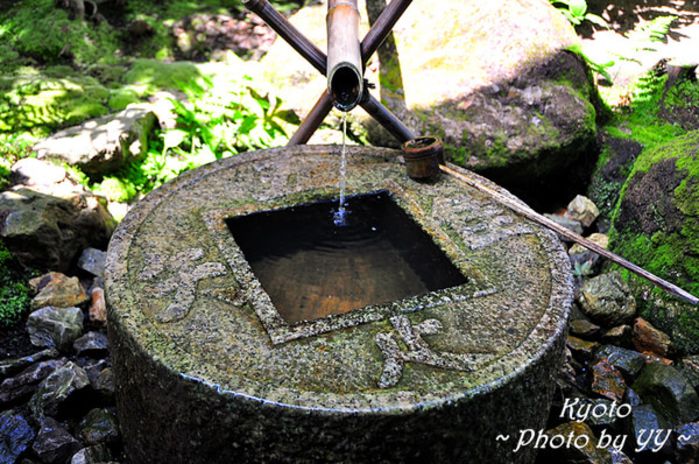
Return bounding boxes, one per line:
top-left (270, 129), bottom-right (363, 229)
top-left (376, 315), bottom-right (496, 388)
top-left (140, 248), bottom-right (227, 323)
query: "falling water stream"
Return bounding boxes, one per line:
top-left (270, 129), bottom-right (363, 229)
top-left (333, 112), bottom-right (349, 226)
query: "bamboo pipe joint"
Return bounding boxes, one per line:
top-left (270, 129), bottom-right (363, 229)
top-left (327, 0), bottom-right (364, 111)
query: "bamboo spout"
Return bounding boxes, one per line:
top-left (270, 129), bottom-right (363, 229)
top-left (327, 0), bottom-right (364, 111)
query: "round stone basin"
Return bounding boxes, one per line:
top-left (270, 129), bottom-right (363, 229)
top-left (105, 145), bottom-right (573, 464)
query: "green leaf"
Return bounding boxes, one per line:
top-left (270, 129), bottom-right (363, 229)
top-left (568, 0), bottom-right (587, 18)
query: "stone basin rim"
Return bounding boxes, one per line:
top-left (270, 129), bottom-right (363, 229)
top-left (105, 144), bottom-right (574, 413)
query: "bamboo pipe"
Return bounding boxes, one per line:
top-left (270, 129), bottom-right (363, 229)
top-left (438, 162), bottom-right (699, 306)
top-left (327, 0), bottom-right (364, 111)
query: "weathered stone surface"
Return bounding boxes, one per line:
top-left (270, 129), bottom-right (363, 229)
top-left (0, 348), bottom-right (58, 379)
top-left (676, 422), bottom-right (699, 457)
top-left (567, 335), bottom-right (600, 361)
top-left (596, 345), bottom-right (646, 378)
top-left (34, 106), bottom-right (159, 176)
top-left (30, 361), bottom-right (90, 418)
top-left (27, 307), bottom-right (84, 352)
top-left (631, 404), bottom-right (666, 452)
top-left (262, 0), bottom-right (596, 186)
top-left (32, 417), bottom-right (80, 464)
top-left (77, 248), bottom-right (106, 279)
top-left (579, 272), bottom-right (636, 326)
top-left (0, 187), bottom-right (116, 272)
top-left (600, 324), bottom-right (631, 345)
top-left (0, 359), bottom-right (66, 406)
top-left (678, 356), bottom-right (699, 390)
top-left (588, 135), bottom-right (643, 220)
top-left (632, 317), bottom-right (672, 357)
top-left (10, 159), bottom-right (66, 187)
top-left (106, 145), bottom-right (573, 463)
top-left (591, 359), bottom-right (626, 402)
top-left (30, 274), bottom-right (88, 310)
top-left (569, 233), bottom-right (608, 271)
top-left (565, 195), bottom-right (599, 228)
top-left (78, 409), bottom-right (119, 445)
top-left (544, 214), bottom-right (584, 235)
top-left (70, 444), bottom-right (113, 464)
top-left (540, 422), bottom-right (610, 464)
top-left (0, 410), bottom-right (35, 464)
top-left (609, 131), bottom-right (699, 354)
top-left (570, 318), bottom-right (601, 338)
top-left (88, 288), bottom-right (107, 325)
top-left (633, 363), bottom-right (699, 427)
top-left (73, 332), bottom-right (108, 357)
top-left (90, 367), bottom-right (114, 400)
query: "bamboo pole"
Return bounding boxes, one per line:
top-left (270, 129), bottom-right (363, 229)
top-left (439, 163), bottom-right (699, 306)
top-left (327, 0), bottom-right (364, 111)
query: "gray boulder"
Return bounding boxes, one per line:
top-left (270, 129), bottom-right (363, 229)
top-left (0, 186), bottom-right (116, 272)
top-left (30, 361), bottom-right (90, 418)
top-left (77, 248), bottom-right (106, 279)
top-left (262, 0), bottom-right (598, 185)
top-left (27, 307), bottom-right (84, 352)
top-left (34, 106), bottom-right (159, 176)
top-left (579, 272), bottom-right (636, 326)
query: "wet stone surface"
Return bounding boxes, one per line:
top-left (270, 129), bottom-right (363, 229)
top-left (105, 145), bottom-right (573, 463)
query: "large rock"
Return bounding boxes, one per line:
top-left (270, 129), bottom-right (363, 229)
top-left (32, 417), bottom-right (80, 464)
top-left (30, 361), bottom-right (90, 418)
top-left (34, 106), bottom-right (159, 176)
top-left (27, 307), bottom-right (84, 352)
top-left (261, 0), bottom-right (598, 189)
top-left (0, 186), bottom-right (116, 272)
top-left (609, 130), bottom-right (699, 354)
top-left (632, 363), bottom-right (699, 427)
top-left (0, 359), bottom-right (67, 406)
top-left (0, 410), bottom-right (35, 464)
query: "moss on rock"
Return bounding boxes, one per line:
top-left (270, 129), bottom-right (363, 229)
top-left (0, 0), bottom-right (121, 68)
top-left (609, 130), bottom-right (699, 353)
top-left (0, 66), bottom-right (113, 135)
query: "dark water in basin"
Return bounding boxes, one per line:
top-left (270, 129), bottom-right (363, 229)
top-left (226, 191), bottom-right (467, 324)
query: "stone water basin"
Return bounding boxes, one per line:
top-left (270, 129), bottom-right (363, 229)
top-left (105, 145), bottom-right (572, 463)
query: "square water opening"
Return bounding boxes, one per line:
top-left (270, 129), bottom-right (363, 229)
top-left (226, 191), bottom-right (467, 324)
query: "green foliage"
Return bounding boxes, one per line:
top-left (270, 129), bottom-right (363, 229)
top-left (0, 133), bottom-right (36, 189)
top-left (566, 43), bottom-right (615, 83)
top-left (0, 0), bottom-right (121, 69)
top-left (0, 242), bottom-right (31, 327)
top-left (91, 74), bottom-right (297, 202)
top-left (549, 0), bottom-right (607, 27)
top-left (606, 72), bottom-right (684, 148)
